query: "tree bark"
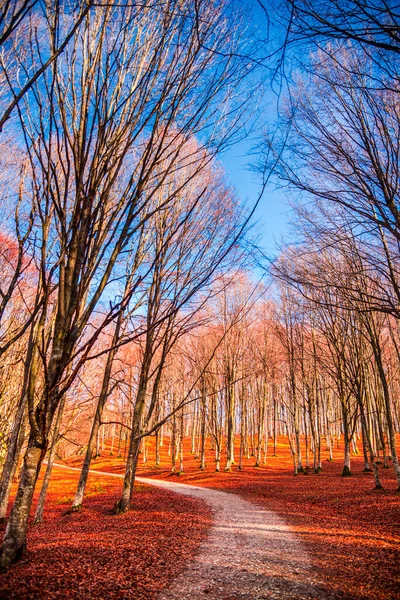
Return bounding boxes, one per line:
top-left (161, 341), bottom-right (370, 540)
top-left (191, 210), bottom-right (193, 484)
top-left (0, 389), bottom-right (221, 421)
top-left (0, 404), bottom-right (27, 523)
top-left (71, 316), bottom-right (121, 512)
top-left (0, 436), bottom-right (45, 569)
top-left (33, 396), bottom-right (66, 524)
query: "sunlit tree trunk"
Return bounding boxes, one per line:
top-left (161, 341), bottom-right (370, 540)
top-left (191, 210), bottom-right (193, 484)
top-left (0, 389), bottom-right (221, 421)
top-left (224, 374), bottom-right (235, 471)
top-left (71, 306), bottom-right (125, 512)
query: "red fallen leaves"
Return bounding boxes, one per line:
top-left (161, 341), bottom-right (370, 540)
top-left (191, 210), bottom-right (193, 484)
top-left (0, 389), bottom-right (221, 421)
top-left (3, 437), bottom-right (398, 599)
top-left (135, 437), bottom-right (400, 600)
top-left (0, 470), bottom-right (211, 599)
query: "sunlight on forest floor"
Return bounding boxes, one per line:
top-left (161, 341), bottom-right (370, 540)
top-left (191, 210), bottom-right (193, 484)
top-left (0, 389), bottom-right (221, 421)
top-left (2, 435), bottom-right (399, 599)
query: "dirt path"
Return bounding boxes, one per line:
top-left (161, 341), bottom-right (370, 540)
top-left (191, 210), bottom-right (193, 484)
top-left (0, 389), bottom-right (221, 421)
top-left (53, 465), bottom-right (336, 600)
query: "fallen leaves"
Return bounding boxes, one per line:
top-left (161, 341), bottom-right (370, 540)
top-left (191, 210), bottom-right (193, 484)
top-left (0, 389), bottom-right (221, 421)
top-left (136, 436), bottom-right (400, 600)
top-left (2, 435), bottom-right (399, 599)
top-left (0, 470), bottom-right (211, 599)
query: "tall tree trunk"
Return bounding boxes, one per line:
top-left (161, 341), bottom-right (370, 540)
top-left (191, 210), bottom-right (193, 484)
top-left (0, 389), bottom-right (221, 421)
top-left (155, 428), bottom-right (161, 468)
top-left (0, 312), bottom-right (56, 568)
top-left (178, 410), bottom-right (184, 474)
top-left (373, 345), bottom-right (400, 489)
top-left (0, 313), bottom-right (45, 523)
top-left (224, 378), bottom-right (235, 471)
top-left (341, 404), bottom-right (352, 477)
top-left (0, 432), bottom-right (46, 568)
top-left (200, 395), bottom-right (207, 471)
top-left (115, 352), bottom-right (152, 514)
top-left (273, 385), bottom-right (277, 456)
top-left (215, 440), bottom-right (221, 472)
top-left (71, 317), bottom-right (121, 512)
top-left (171, 414), bottom-right (177, 473)
top-left (0, 404), bottom-right (27, 524)
top-left (359, 400), bottom-right (382, 489)
top-left (115, 431), bottom-right (141, 514)
top-left (255, 384), bottom-right (265, 467)
top-left (33, 396), bottom-right (66, 524)
top-left (303, 406), bottom-right (310, 470)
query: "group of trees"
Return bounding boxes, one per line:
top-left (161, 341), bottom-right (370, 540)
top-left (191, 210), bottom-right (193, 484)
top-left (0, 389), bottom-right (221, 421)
top-left (266, 1), bottom-right (400, 482)
top-left (1, 0), bottom-right (400, 574)
top-left (0, 0), bottom-right (253, 568)
top-left (6, 264), bottom-right (399, 520)
top-left (34, 271), bottom-right (400, 488)
top-left (267, 0), bottom-right (400, 478)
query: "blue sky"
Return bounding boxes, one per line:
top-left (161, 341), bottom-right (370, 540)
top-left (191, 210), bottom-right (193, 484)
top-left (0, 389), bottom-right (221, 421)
top-left (221, 141), bottom-right (291, 259)
top-left (217, 0), bottom-right (293, 260)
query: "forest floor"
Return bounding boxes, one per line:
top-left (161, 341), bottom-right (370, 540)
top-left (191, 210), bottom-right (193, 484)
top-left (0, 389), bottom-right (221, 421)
top-left (0, 468), bottom-right (211, 599)
top-left (85, 435), bottom-right (400, 600)
top-left (1, 436), bottom-right (399, 599)
top-left (137, 476), bottom-right (337, 600)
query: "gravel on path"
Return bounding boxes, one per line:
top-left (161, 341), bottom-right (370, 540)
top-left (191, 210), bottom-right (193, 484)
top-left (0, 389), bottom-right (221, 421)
top-left (52, 465), bottom-right (341, 600)
top-left (136, 477), bottom-right (340, 600)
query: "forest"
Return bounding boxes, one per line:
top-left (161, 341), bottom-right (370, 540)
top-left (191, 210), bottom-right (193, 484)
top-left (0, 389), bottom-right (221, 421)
top-left (0, 1), bottom-right (399, 599)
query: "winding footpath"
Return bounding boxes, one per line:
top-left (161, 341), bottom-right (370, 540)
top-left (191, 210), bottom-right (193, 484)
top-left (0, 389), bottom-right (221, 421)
top-left (53, 464), bottom-right (335, 600)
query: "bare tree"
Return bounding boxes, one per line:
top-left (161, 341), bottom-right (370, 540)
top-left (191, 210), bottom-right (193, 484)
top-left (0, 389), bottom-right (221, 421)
top-left (0, 1), bottom-right (96, 132)
top-left (0, 0), bottom-right (250, 568)
top-left (115, 154), bottom-right (243, 513)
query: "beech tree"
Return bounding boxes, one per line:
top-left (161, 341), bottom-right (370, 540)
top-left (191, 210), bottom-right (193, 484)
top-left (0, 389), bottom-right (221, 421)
top-left (258, 0), bottom-right (400, 91)
top-left (272, 216), bottom-right (400, 487)
top-left (261, 5), bottom-right (400, 482)
top-left (282, 0), bottom-right (400, 70)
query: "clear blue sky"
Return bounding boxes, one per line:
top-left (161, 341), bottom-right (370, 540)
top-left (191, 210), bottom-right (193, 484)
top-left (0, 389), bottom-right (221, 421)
top-left (219, 0), bottom-right (292, 260)
top-left (221, 141), bottom-right (291, 259)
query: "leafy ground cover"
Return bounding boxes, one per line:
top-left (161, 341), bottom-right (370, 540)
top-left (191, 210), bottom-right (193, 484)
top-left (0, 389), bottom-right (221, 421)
top-left (135, 436), bottom-right (400, 600)
top-left (0, 469), bottom-right (211, 599)
top-left (1, 436), bottom-right (399, 599)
